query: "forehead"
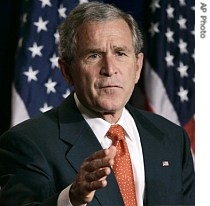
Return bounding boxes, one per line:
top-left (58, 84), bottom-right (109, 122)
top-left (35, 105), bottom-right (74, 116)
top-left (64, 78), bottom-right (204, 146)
top-left (76, 19), bottom-right (133, 48)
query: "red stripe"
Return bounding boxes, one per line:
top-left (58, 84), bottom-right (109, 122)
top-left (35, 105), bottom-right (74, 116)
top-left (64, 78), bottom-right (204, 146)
top-left (183, 117), bottom-right (195, 154)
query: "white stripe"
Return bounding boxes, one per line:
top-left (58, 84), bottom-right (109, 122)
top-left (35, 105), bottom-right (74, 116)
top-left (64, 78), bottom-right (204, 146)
top-left (144, 60), bottom-right (180, 125)
top-left (11, 84), bottom-right (30, 127)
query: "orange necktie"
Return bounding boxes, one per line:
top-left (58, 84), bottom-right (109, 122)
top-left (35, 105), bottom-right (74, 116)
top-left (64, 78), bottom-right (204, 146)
top-left (107, 124), bottom-right (137, 206)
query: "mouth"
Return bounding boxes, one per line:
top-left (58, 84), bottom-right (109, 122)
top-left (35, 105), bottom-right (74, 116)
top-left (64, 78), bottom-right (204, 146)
top-left (100, 85), bottom-right (122, 89)
top-left (102, 85), bottom-right (120, 88)
top-left (96, 79), bottom-right (123, 90)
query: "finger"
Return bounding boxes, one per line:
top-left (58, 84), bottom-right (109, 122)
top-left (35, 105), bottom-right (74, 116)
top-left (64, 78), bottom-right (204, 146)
top-left (82, 147), bottom-right (116, 172)
top-left (83, 157), bottom-right (114, 172)
top-left (85, 146), bottom-right (116, 162)
top-left (107, 145), bottom-right (117, 159)
top-left (85, 150), bottom-right (107, 162)
top-left (85, 167), bottom-right (111, 182)
top-left (87, 178), bottom-right (108, 192)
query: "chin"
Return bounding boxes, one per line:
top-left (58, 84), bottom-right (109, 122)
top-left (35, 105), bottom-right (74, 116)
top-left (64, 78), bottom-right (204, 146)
top-left (96, 100), bottom-right (123, 113)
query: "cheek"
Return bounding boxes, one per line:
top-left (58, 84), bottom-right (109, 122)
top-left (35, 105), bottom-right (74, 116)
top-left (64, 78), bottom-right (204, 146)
top-left (74, 69), bottom-right (96, 92)
top-left (129, 62), bottom-right (141, 84)
top-left (125, 66), bottom-right (139, 83)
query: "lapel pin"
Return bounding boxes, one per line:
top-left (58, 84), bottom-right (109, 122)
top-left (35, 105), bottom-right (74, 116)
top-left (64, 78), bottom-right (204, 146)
top-left (162, 161), bottom-right (169, 166)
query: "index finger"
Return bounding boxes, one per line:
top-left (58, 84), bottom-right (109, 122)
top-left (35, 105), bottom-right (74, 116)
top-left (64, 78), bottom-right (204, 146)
top-left (85, 145), bottom-right (116, 162)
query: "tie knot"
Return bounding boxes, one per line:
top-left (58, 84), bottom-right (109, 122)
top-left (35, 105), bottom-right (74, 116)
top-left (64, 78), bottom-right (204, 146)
top-left (107, 124), bottom-right (125, 141)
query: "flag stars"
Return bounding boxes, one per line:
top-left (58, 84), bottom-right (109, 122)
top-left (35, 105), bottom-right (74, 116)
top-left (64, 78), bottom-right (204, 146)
top-left (166, 4), bottom-right (174, 19)
top-left (79, 0), bottom-right (88, 3)
top-left (23, 67), bottom-right (39, 82)
top-left (58, 4), bottom-right (67, 18)
top-left (192, 50), bottom-right (195, 59)
top-left (34, 17), bottom-right (49, 33)
top-left (28, 42), bottom-right (43, 58)
top-left (179, 0), bottom-right (186, 6)
top-left (149, 22), bottom-right (160, 37)
top-left (45, 78), bottom-right (57, 94)
top-left (177, 15), bottom-right (187, 29)
top-left (18, 37), bottom-right (23, 48)
top-left (165, 28), bottom-right (174, 42)
top-left (63, 89), bottom-right (71, 98)
top-left (177, 86), bottom-right (189, 102)
top-left (191, 29), bottom-right (195, 36)
top-left (54, 30), bottom-right (60, 44)
top-left (40, 102), bottom-right (53, 113)
top-left (49, 53), bottom-right (59, 69)
top-left (150, 0), bottom-right (160, 13)
top-left (39, 0), bottom-right (52, 8)
top-left (178, 39), bottom-right (188, 54)
top-left (22, 13), bottom-right (27, 24)
top-left (165, 51), bottom-right (174, 67)
top-left (177, 62), bottom-right (189, 78)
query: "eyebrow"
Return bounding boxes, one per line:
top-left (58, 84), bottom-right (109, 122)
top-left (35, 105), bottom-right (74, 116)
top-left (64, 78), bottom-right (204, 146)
top-left (112, 45), bottom-right (131, 52)
top-left (82, 45), bottom-right (131, 55)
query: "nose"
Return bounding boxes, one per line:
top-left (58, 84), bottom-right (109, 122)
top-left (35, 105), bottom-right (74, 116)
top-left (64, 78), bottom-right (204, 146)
top-left (100, 54), bottom-right (117, 76)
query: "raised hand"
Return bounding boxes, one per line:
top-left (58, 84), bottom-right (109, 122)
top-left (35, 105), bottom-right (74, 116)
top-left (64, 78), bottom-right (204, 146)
top-left (69, 145), bottom-right (116, 205)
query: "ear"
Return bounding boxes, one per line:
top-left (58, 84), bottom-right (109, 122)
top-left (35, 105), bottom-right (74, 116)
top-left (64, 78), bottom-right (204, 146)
top-left (58, 58), bottom-right (74, 85)
top-left (135, 52), bottom-right (144, 83)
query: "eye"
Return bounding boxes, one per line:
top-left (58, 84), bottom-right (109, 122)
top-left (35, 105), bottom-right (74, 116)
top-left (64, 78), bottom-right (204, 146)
top-left (88, 53), bottom-right (100, 59)
top-left (116, 51), bottom-right (127, 57)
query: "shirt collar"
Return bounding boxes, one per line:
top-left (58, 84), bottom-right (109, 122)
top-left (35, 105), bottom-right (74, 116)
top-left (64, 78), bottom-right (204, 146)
top-left (74, 93), bottom-right (134, 143)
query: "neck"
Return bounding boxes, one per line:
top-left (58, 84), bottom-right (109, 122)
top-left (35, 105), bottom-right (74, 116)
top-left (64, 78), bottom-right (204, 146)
top-left (98, 110), bottom-right (123, 124)
top-left (74, 93), bottom-right (124, 124)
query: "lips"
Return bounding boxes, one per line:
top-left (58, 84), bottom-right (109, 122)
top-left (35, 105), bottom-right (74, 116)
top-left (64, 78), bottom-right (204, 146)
top-left (98, 84), bottom-right (123, 90)
top-left (97, 79), bottom-right (123, 89)
top-left (102, 84), bottom-right (120, 88)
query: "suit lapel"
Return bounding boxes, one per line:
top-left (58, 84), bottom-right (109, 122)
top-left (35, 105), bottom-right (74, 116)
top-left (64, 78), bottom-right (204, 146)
top-left (126, 104), bottom-right (165, 162)
top-left (57, 94), bottom-right (124, 205)
top-left (127, 105), bottom-right (170, 204)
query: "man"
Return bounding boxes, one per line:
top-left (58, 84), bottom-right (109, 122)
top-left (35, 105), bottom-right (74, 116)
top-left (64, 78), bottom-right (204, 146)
top-left (0, 2), bottom-right (195, 206)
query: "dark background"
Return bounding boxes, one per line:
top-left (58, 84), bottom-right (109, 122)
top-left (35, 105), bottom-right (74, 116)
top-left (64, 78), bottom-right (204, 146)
top-left (0, 1), bottom-right (21, 135)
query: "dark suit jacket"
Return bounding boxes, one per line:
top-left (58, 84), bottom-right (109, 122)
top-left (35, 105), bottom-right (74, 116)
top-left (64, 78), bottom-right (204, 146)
top-left (0, 93), bottom-right (195, 206)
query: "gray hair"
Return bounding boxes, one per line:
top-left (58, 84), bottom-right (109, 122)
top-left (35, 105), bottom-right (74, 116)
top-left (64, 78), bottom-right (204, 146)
top-left (58, 1), bottom-right (143, 64)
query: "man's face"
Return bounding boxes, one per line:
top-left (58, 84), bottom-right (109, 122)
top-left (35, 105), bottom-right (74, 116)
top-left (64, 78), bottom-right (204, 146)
top-left (68, 19), bottom-right (143, 116)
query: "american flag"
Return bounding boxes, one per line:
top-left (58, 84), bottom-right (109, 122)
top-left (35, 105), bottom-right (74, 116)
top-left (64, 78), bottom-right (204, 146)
top-left (143, 0), bottom-right (195, 154)
top-left (11, 0), bottom-right (88, 126)
top-left (11, 0), bottom-right (195, 155)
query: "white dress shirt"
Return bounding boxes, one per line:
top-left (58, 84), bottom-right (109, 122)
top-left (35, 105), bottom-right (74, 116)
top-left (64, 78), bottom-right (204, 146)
top-left (57, 94), bottom-right (145, 206)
